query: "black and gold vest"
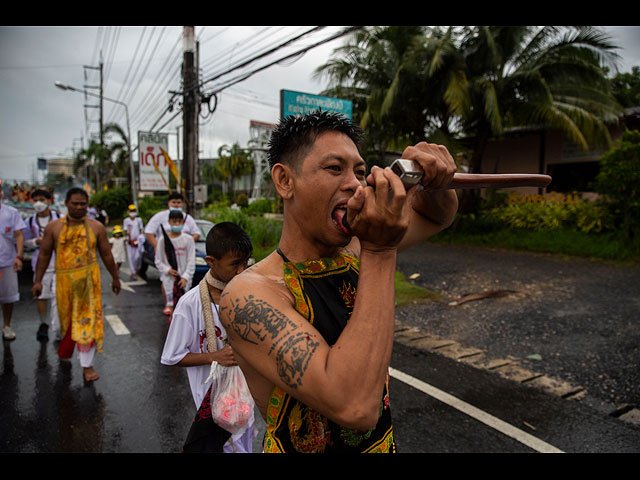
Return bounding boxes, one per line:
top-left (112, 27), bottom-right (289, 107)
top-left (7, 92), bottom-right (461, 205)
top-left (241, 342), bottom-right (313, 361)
top-left (262, 249), bottom-right (396, 453)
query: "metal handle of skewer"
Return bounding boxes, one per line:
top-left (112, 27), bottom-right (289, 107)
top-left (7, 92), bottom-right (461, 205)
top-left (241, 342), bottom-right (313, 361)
top-left (390, 158), bottom-right (552, 190)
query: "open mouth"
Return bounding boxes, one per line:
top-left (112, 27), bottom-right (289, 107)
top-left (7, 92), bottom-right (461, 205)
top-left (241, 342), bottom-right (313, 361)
top-left (332, 204), bottom-right (353, 236)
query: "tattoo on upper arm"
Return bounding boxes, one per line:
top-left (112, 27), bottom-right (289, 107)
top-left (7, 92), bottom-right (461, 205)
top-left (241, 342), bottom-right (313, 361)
top-left (221, 294), bottom-right (319, 389)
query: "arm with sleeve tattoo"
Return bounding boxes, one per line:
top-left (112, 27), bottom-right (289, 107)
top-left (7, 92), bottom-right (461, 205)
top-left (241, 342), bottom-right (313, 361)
top-left (219, 249), bottom-right (397, 431)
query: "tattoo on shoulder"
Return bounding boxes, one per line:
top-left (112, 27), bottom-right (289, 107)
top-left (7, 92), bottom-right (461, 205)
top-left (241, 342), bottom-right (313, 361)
top-left (221, 294), bottom-right (319, 389)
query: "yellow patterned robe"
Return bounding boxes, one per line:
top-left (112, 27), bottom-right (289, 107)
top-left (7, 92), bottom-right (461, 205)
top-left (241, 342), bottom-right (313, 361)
top-left (55, 216), bottom-right (104, 353)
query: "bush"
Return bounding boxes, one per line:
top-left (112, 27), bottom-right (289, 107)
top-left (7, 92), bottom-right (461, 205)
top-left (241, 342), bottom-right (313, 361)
top-left (488, 192), bottom-right (612, 233)
top-left (245, 198), bottom-right (275, 216)
top-left (235, 193), bottom-right (249, 208)
top-left (592, 129), bottom-right (640, 242)
top-left (89, 187), bottom-right (131, 221)
top-left (201, 204), bottom-right (282, 261)
top-left (138, 194), bottom-right (168, 223)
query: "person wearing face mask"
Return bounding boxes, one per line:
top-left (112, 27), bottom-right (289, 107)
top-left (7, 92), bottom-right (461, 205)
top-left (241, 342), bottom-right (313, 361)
top-left (23, 189), bottom-right (60, 341)
top-left (154, 209), bottom-right (195, 317)
top-left (144, 192), bottom-right (200, 253)
top-left (123, 204), bottom-right (145, 280)
top-left (143, 192), bottom-right (199, 294)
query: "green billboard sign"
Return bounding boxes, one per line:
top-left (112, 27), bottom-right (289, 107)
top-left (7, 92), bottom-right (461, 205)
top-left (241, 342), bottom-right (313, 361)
top-left (280, 89), bottom-right (352, 119)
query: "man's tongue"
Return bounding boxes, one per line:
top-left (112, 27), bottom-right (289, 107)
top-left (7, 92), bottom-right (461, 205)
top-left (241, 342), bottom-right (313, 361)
top-left (332, 207), bottom-right (352, 236)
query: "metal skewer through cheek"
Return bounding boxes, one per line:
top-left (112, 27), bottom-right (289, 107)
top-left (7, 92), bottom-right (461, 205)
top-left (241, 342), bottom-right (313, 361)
top-left (341, 159), bottom-right (552, 230)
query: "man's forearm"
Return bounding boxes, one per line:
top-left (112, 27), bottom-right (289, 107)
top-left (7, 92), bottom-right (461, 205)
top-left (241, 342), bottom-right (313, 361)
top-left (34, 251), bottom-right (51, 283)
top-left (412, 188), bottom-right (458, 228)
top-left (325, 248), bottom-right (398, 423)
top-left (15, 231), bottom-right (24, 257)
top-left (145, 233), bottom-right (157, 249)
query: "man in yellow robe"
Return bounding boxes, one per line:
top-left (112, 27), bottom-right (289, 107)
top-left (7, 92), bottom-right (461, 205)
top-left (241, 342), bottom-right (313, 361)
top-left (33, 187), bottom-right (121, 382)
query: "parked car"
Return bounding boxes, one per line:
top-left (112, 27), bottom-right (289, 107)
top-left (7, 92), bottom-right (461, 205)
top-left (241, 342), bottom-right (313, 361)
top-left (140, 218), bottom-right (214, 286)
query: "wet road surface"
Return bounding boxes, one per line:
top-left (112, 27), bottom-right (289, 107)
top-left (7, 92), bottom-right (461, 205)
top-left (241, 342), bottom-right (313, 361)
top-left (2, 247), bottom-right (639, 453)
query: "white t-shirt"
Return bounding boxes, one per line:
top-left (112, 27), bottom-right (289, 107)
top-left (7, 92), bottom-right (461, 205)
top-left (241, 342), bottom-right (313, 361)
top-left (154, 232), bottom-right (195, 284)
top-left (160, 286), bottom-right (227, 409)
top-left (144, 209), bottom-right (199, 240)
top-left (0, 204), bottom-right (27, 268)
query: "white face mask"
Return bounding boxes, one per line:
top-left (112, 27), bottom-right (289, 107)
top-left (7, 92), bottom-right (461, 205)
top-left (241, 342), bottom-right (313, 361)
top-left (33, 201), bottom-right (48, 213)
top-left (129, 212), bottom-right (137, 217)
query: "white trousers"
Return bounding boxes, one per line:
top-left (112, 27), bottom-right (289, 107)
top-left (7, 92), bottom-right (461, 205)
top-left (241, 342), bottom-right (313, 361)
top-left (77, 346), bottom-right (97, 368)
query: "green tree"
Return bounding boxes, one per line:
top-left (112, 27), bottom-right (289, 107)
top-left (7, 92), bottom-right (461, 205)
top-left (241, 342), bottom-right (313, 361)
top-left (317, 26), bottom-right (624, 212)
top-left (592, 129), bottom-right (640, 243)
top-left (610, 65), bottom-right (640, 108)
top-left (73, 122), bottom-right (132, 192)
top-left (204, 143), bottom-right (253, 201)
top-left (314, 26), bottom-right (431, 164)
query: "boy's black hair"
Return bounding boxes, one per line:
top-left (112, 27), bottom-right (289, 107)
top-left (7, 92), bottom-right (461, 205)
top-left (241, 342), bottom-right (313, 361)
top-left (65, 187), bottom-right (89, 202)
top-left (266, 110), bottom-right (364, 171)
top-left (168, 192), bottom-right (184, 201)
top-left (32, 189), bottom-right (51, 200)
top-left (205, 222), bottom-right (253, 260)
top-left (168, 209), bottom-right (185, 222)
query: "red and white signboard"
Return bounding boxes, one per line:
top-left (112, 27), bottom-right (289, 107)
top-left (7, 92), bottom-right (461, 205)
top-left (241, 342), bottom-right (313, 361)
top-left (138, 131), bottom-right (169, 191)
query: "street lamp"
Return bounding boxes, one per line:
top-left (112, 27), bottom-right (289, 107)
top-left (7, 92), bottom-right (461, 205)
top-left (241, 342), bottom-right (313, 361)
top-left (54, 81), bottom-right (138, 208)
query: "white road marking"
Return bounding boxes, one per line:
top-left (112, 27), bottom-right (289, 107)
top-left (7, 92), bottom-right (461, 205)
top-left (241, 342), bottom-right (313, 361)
top-left (117, 267), bottom-right (147, 293)
top-left (389, 367), bottom-right (565, 453)
top-left (105, 314), bottom-right (130, 335)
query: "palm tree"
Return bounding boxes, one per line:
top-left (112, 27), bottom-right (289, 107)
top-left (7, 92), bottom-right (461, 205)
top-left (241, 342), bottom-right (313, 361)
top-left (316, 26), bottom-right (624, 211)
top-left (73, 122), bottom-right (132, 191)
top-left (455, 26), bottom-right (622, 172)
top-left (103, 122), bottom-right (133, 182)
top-left (314, 26), bottom-right (429, 163)
top-left (205, 143), bottom-right (253, 201)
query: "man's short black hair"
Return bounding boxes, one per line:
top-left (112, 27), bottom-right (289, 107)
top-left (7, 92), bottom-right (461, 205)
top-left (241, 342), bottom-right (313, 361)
top-left (65, 187), bottom-right (89, 202)
top-left (205, 222), bottom-right (253, 260)
top-left (32, 189), bottom-right (51, 200)
top-left (168, 209), bottom-right (184, 222)
top-left (267, 110), bottom-right (364, 171)
top-left (168, 192), bottom-right (184, 201)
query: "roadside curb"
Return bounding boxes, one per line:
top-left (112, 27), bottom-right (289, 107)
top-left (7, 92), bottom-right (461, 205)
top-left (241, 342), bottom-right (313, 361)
top-left (393, 320), bottom-right (640, 427)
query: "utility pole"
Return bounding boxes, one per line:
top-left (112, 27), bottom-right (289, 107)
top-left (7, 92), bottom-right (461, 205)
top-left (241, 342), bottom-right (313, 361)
top-left (83, 57), bottom-right (103, 190)
top-left (182, 26), bottom-right (198, 215)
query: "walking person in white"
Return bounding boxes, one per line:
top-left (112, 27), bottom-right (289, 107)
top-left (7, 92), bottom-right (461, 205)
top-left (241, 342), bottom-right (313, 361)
top-left (161, 222), bottom-right (254, 453)
top-left (108, 225), bottom-right (127, 271)
top-left (154, 210), bottom-right (195, 316)
top-left (0, 189), bottom-right (26, 341)
top-left (144, 192), bottom-right (199, 303)
top-left (123, 204), bottom-right (144, 279)
top-left (22, 188), bottom-right (60, 341)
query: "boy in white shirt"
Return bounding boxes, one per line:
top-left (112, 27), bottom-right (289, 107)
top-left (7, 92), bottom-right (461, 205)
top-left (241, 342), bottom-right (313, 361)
top-left (23, 189), bottom-right (60, 341)
top-left (154, 210), bottom-right (195, 316)
top-left (161, 221), bottom-right (254, 453)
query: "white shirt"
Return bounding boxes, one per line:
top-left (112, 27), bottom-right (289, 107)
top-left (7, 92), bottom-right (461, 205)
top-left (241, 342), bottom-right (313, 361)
top-left (24, 211), bottom-right (59, 272)
top-left (109, 236), bottom-right (126, 263)
top-left (0, 204), bottom-right (27, 268)
top-left (154, 232), bottom-right (195, 283)
top-left (144, 209), bottom-right (199, 239)
top-left (123, 215), bottom-right (144, 241)
top-left (160, 286), bottom-right (227, 409)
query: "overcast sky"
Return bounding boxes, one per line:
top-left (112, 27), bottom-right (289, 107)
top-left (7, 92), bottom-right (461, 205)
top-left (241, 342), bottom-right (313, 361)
top-left (1, 25), bottom-right (639, 185)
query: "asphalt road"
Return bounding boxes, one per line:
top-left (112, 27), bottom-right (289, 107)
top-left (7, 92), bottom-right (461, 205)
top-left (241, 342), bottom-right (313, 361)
top-left (395, 241), bottom-right (640, 422)
top-left (2, 243), bottom-right (639, 453)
